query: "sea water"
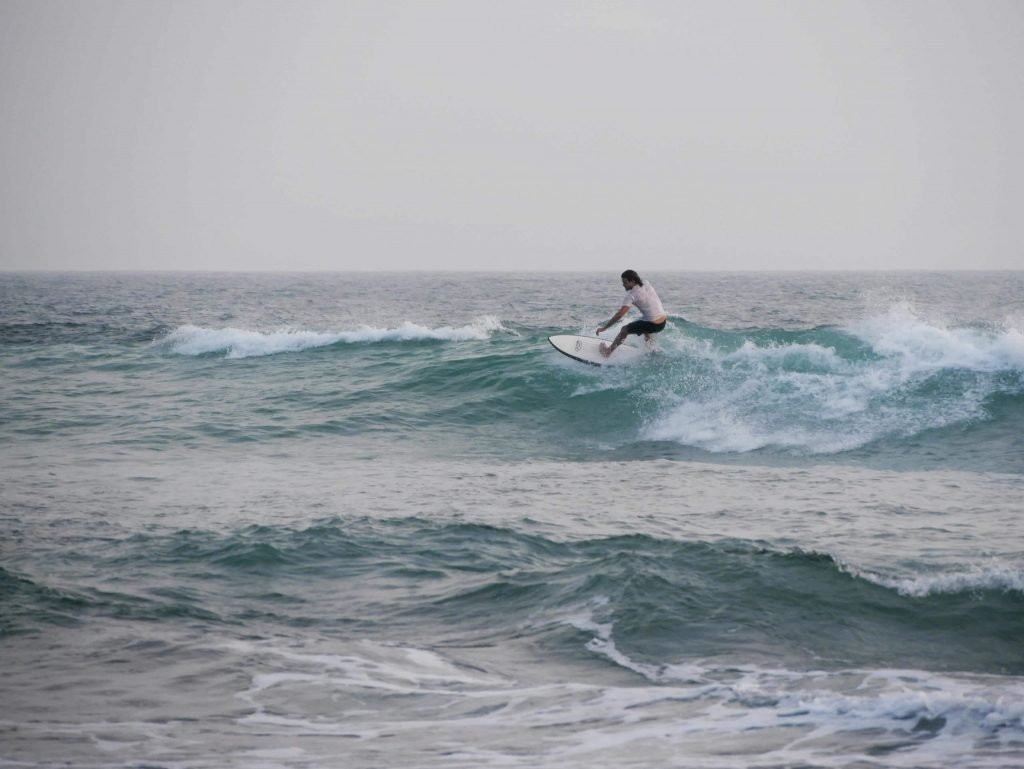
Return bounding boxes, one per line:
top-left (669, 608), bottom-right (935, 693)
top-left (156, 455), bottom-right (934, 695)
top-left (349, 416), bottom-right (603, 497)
top-left (1, 271), bottom-right (1022, 768)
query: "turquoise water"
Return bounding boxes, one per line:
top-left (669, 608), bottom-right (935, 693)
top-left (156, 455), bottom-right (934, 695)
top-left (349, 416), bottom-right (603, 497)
top-left (1, 271), bottom-right (1023, 768)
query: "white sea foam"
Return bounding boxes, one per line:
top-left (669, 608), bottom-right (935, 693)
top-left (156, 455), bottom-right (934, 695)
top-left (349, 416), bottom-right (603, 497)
top-left (161, 316), bottom-right (506, 358)
top-left (118, 622), bottom-right (1022, 768)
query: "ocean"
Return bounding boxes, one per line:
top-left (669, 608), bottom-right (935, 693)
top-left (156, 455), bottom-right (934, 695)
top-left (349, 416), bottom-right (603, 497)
top-left (1, 270), bottom-right (1022, 769)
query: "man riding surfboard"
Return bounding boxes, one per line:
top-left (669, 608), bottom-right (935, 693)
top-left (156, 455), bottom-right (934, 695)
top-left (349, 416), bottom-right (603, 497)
top-left (596, 270), bottom-right (668, 357)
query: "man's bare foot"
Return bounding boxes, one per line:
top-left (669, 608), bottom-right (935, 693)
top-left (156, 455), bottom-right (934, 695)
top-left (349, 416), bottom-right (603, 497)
top-left (599, 342), bottom-right (612, 357)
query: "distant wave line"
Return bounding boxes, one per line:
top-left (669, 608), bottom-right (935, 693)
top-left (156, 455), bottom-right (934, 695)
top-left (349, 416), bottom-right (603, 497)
top-left (159, 317), bottom-right (508, 358)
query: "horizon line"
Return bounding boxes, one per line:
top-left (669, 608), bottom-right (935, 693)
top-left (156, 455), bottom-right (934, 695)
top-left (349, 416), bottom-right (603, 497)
top-left (3, 267), bottom-right (1022, 275)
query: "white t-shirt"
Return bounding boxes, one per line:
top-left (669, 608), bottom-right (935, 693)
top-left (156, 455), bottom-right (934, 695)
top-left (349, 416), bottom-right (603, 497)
top-left (620, 282), bottom-right (666, 321)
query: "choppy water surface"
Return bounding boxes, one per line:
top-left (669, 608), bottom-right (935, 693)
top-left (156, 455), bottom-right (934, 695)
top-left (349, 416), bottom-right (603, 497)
top-left (1, 271), bottom-right (1022, 768)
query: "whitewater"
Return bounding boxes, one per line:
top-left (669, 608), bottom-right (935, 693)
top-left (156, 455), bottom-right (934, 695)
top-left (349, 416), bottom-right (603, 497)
top-left (1, 270), bottom-right (1022, 768)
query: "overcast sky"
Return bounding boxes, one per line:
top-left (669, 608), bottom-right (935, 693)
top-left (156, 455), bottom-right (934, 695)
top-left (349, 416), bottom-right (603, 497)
top-left (1, 0), bottom-right (1021, 272)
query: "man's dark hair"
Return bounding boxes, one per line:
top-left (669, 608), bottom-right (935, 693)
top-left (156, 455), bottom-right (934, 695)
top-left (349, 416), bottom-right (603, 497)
top-left (621, 269), bottom-right (643, 286)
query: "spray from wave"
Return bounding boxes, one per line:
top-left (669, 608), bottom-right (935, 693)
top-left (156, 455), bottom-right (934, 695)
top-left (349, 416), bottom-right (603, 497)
top-left (643, 303), bottom-right (1024, 455)
top-left (159, 316), bottom-right (507, 358)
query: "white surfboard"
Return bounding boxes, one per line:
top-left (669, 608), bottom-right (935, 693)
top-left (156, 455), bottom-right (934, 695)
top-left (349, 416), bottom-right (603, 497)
top-left (548, 335), bottom-right (644, 367)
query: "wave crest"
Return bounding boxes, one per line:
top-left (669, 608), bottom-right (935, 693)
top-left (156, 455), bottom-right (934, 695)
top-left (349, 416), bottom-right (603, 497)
top-left (851, 563), bottom-right (1024, 597)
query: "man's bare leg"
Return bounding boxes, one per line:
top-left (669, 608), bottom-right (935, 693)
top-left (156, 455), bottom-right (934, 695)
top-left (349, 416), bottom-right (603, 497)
top-left (600, 329), bottom-right (629, 357)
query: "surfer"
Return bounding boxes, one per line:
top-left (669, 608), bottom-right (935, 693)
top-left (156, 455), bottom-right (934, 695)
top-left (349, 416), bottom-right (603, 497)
top-left (597, 270), bottom-right (668, 357)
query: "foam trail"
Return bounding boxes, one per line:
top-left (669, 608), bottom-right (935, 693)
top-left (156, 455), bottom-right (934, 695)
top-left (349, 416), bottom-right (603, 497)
top-left (568, 610), bottom-right (1024, 757)
top-left (162, 317), bottom-right (506, 358)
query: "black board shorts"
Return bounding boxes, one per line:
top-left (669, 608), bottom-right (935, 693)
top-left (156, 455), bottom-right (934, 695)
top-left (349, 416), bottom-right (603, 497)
top-left (623, 319), bottom-right (667, 336)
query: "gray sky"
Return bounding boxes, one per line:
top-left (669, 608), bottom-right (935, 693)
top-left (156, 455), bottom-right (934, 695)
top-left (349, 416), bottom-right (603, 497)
top-left (1, 0), bottom-right (1022, 272)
